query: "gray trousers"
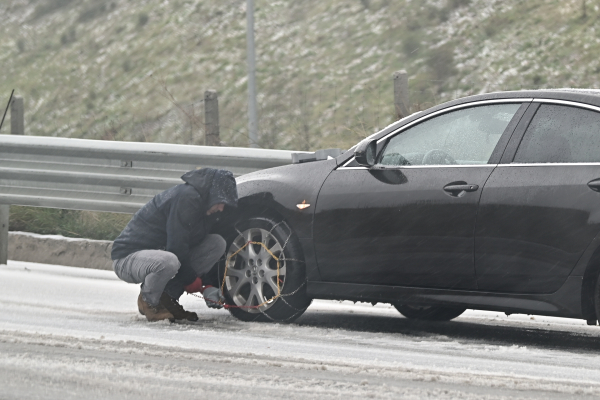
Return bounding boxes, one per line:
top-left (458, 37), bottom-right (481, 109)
top-left (113, 234), bottom-right (226, 306)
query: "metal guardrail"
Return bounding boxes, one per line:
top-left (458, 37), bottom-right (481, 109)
top-left (0, 135), bottom-right (299, 214)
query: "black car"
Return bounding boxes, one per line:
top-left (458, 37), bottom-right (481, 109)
top-left (217, 89), bottom-right (600, 324)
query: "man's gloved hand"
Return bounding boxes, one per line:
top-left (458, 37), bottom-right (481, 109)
top-left (202, 286), bottom-right (225, 309)
top-left (184, 277), bottom-right (203, 293)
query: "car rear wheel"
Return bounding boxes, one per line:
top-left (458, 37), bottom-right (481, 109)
top-left (594, 274), bottom-right (600, 324)
top-left (219, 215), bottom-right (311, 323)
top-left (394, 304), bottom-right (466, 321)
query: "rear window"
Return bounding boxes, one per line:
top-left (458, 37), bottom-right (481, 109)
top-left (514, 104), bottom-right (600, 163)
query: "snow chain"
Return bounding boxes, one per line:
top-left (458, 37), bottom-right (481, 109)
top-left (190, 220), bottom-right (308, 321)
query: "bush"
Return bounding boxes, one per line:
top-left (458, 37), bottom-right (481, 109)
top-left (448, 0), bottom-right (471, 9)
top-left (484, 12), bottom-right (514, 38)
top-left (532, 74), bottom-right (547, 86)
top-left (78, 2), bottom-right (108, 23)
top-left (138, 12), bottom-right (149, 27)
top-left (402, 32), bottom-right (421, 56)
top-left (426, 43), bottom-right (457, 81)
top-left (32, 0), bottom-right (75, 20)
top-left (16, 38), bottom-right (26, 52)
top-left (60, 27), bottom-right (76, 45)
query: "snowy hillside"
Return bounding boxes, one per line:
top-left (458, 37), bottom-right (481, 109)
top-left (1, 0), bottom-right (598, 151)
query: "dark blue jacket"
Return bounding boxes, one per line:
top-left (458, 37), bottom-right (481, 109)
top-left (111, 168), bottom-right (237, 285)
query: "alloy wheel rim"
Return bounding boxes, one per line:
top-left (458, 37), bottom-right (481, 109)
top-left (225, 228), bottom-right (286, 313)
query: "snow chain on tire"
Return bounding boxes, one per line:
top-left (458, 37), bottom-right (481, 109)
top-left (215, 216), bottom-right (311, 323)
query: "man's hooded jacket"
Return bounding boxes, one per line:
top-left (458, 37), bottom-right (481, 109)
top-left (111, 168), bottom-right (238, 285)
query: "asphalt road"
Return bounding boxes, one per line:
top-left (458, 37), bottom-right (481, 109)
top-left (1, 261), bottom-right (600, 399)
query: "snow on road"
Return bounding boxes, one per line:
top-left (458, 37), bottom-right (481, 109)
top-left (1, 261), bottom-right (600, 399)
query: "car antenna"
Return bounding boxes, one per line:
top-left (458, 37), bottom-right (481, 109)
top-left (0, 89), bottom-right (15, 133)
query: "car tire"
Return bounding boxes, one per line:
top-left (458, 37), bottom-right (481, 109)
top-left (594, 273), bottom-right (600, 323)
top-left (394, 304), bottom-right (466, 321)
top-left (219, 215), bottom-right (311, 323)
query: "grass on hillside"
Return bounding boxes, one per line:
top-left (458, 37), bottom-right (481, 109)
top-left (0, 0), bottom-right (538, 152)
top-left (4, 0), bottom-right (598, 153)
top-left (9, 206), bottom-right (131, 241)
top-left (4, 0), bottom-right (600, 238)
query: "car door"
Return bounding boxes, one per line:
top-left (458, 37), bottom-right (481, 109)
top-left (313, 101), bottom-right (528, 290)
top-left (475, 101), bottom-right (600, 293)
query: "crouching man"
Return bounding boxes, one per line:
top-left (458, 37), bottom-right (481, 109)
top-left (111, 168), bottom-right (237, 322)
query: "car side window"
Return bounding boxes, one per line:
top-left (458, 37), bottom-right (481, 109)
top-left (513, 104), bottom-right (600, 163)
top-left (379, 104), bottom-right (521, 166)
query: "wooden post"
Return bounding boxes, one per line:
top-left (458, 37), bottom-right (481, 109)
top-left (0, 205), bottom-right (7, 265)
top-left (11, 96), bottom-right (24, 135)
top-left (204, 90), bottom-right (220, 146)
top-left (393, 70), bottom-right (409, 120)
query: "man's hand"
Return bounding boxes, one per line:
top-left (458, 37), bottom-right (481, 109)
top-left (202, 286), bottom-right (225, 309)
top-left (184, 277), bottom-right (203, 293)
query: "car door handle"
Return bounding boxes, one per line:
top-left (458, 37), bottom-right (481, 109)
top-left (588, 179), bottom-right (600, 192)
top-left (443, 183), bottom-right (479, 193)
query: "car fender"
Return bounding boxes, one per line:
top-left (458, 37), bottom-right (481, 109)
top-left (235, 158), bottom-right (337, 238)
top-left (233, 159), bottom-right (337, 282)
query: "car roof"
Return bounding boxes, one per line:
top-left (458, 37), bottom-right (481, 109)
top-left (546, 88), bottom-right (600, 96)
top-left (384, 89), bottom-right (600, 137)
top-left (458, 88), bottom-right (600, 103)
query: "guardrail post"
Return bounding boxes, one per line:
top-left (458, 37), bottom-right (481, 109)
top-left (0, 205), bottom-right (8, 265)
top-left (204, 90), bottom-right (220, 146)
top-left (11, 96), bottom-right (24, 135)
top-left (393, 70), bottom-right (409, 120)
top-left (1, 95), bottom-right (22, 264)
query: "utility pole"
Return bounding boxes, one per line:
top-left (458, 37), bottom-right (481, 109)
top-left (246, 0), bottom-right (259, 148)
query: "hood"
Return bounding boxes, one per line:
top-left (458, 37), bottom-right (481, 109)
top-left (181, 168), bottom-right (238, 208)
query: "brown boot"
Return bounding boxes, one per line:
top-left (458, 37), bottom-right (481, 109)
top-left (159, 292), bottom-right (199, 322)
top-left (137, 294), bottom-right (174, 322)
top-left (137, 294), bottom-right (145, 316)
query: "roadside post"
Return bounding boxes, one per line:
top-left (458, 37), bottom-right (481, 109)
top-left (204, 90), bottom-right (220, 146)
top-left (393, 70), bottom-right (409, 120)
top-left (11, 96), bottom-right (24, 135)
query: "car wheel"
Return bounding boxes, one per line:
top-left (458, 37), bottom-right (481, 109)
top-left (394, 304), bottom-right (466, 321)
top-left (594, 274), bottom-right (600, 323)
top-left (219, 215), bottom-right (311, 323)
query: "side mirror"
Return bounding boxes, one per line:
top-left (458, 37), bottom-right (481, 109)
top-left (354, 139), bottom-right (377, 167)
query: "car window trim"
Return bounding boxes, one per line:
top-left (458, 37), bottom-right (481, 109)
top-left (338, 98), bottom-right (532, 170)
top-left (532, 98), bottom-right (600, 113)
top-left (337, 164), bottom-right (498, 171)
top-left (498, 163), bottom-right (600, 167)
top-left (501, 99), bottom-right (600, 164)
